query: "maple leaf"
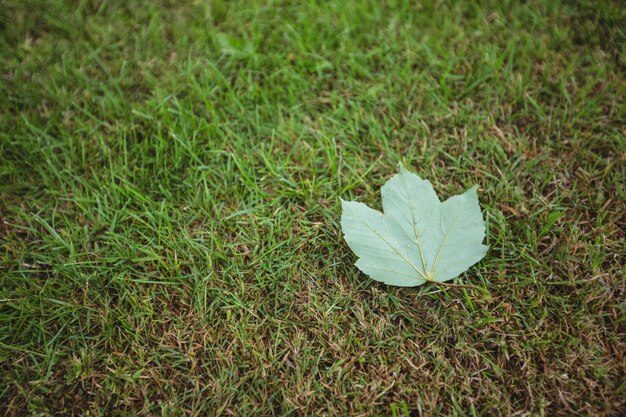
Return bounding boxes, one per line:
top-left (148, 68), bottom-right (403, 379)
top-left (341, 168), bottom-right (488, 287)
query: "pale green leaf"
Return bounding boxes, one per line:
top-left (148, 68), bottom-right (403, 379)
top-left (341, 168), bottom-right (488, 287)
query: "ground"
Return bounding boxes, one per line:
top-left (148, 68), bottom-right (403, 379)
top-left (1, 0), bottom-right (625, 416)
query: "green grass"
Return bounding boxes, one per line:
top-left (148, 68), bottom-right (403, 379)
top-left (1, 0), bottom-right (625, 415)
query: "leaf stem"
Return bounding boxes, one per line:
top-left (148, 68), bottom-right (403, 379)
top-left (421, 275), bottom-right (489, 295)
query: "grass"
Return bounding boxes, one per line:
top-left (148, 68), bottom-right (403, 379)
top-left (1, 0), bottom-right (625, 415)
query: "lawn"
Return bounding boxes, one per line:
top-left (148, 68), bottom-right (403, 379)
top-left (1, 0), bottom-right (625, 415)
